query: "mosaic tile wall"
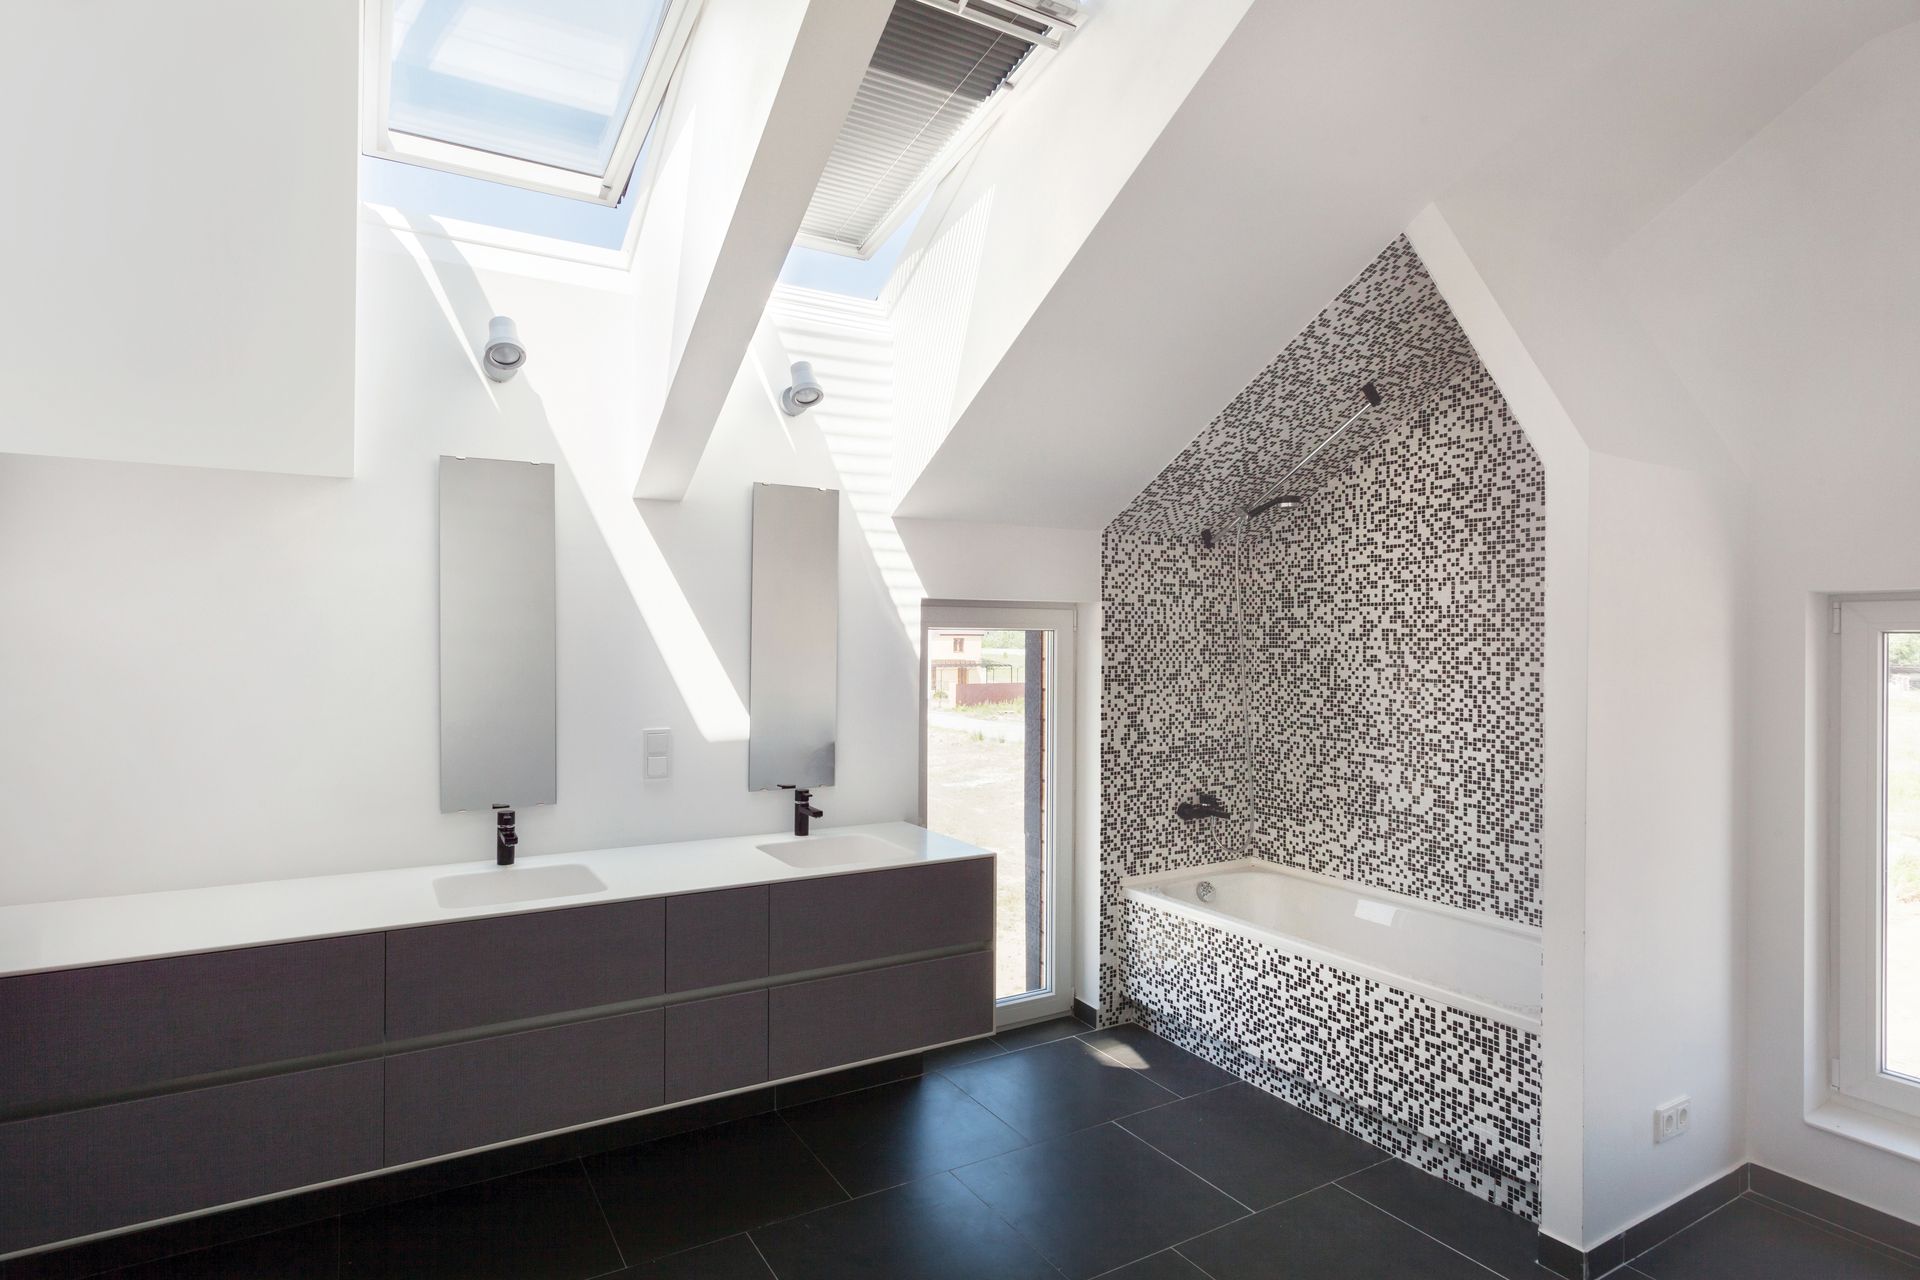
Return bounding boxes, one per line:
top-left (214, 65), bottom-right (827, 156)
top-left (1124, 901), bottom-right (1543, 1218)
top-left (1098, 236), bottom-right (1546, 1014)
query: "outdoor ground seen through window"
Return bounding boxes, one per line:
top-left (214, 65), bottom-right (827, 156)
top-left (926, 629), bottom-right (1038, 1002)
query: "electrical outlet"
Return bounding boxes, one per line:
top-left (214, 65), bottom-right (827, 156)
top-left (1654, 1096), bottom-right (1691, 1144)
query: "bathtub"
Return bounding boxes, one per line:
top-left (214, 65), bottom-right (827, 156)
top-left (1120, 858), bottom-right (1545, 1215)
top-left (1125, 859), bottom-right (1541, 1032)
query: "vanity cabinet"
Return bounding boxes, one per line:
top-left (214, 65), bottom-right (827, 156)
top-left (384, 1011), bottom-right (665, 1165)
top-left (386, 897), bottom-right (666, 1039)
top-left (666, 886), bottom-right (769, 991)
top-left (768, 860), bottom-right (994, 971)
top-left (0, 1062), bottom-right (380, 1255)
top-left (770, 951), bottom-right (993, 1078)
top-left (0, 935), bottom-right (383, 1114)
top-left (1, 851), bottom-right (993, 1259)
top-left (664, 990), bottom-right (769, 1103)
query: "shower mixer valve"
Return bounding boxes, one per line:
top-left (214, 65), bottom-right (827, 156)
top-left (1175, 791), bottom-right (1231, 821)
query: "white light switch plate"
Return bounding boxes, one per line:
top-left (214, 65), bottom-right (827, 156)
top-left (643, 728), bottom-right (671, 780)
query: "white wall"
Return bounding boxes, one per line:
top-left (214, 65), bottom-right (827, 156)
top-left (1612, 20), bottom-right (1920, 1221)
top-left (0, 223), bottom-right (1081, 913)
top-left (1409, 206), bottom-right (1594, 1250)
top-left (0, 1), bottom-right (356, 477)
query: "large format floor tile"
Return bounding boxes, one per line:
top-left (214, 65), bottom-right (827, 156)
top-left (748, 1172), bottom-right (1058, 1280)
top-left (778, 1073), bottom-right (1027, 1196)
top-left (1176, 1184), bottom-right (1492, 1280)
top-left (618, 1234), bottom-right (772, 1280)
top-left (94, 1220), bottom-right (340, 1280)
top-left (1338, 1151), bottom-right (1538, 1280)
top-left (953, 1123), bottom-right (1244, 1279)
top-left (990, 1016), bottom-right (1090, 1054)
top-left (939, 1037), bottom-right (1178, 1141)
top-left (338, 1161), bottom-right (622, 1279)
top-left (1091, 1250), bottom-right (1211, 1280)
top-left (1634, 1197), bottom-right (1920, 1280)
top-left (581, 1115), bottom-right (845, 1265)
top-left (1118, 1082), bottom-right (1382, 1210)
top-left (1076, 1025), bottom-right (1234, 1098)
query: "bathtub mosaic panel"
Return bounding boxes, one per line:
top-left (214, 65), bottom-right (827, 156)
top-left (1122, 900), bottom-right (1542, 1219)
top-left (1097, 234), bottom-right (1545, 1017)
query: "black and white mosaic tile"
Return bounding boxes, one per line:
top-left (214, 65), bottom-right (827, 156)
top-left (1098, 235), bottom-right (1546, 1012)
top-left (1097, 235), bottom-right (1546, 1216)
top-left (1123, 902), bottom-right (1542, 1219)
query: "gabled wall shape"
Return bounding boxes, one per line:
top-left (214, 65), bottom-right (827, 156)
top-left (1103, 236), bottom-right (1547, 1213)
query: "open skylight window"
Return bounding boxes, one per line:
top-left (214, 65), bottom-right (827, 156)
top-left (362, 0), bottom-right (700, 205)
top-left (798, 0), bottom-right (1077, 259)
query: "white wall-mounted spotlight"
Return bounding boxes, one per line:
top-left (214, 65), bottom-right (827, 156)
top-left (781, 360), bottom-right (825, 416)
top-left (483, 316), bottom-right (527, 383)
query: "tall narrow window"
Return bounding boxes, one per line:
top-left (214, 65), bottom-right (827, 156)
top-left (921, 602), bottom-right (1076, 1022)
top-left (1837, 600), bottom-right (1920, 1117)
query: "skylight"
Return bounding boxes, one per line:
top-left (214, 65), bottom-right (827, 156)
top-left (362, 0), bottom-right (700, 205)
top-left (798, 0), bottom-right (1077, 259)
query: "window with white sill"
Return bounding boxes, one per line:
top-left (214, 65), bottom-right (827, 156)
top-left (1836, 599), bottom-right (1920, 1120)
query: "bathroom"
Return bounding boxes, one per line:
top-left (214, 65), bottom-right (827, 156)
top-left (3, 1), bottom-right (1920, 1277)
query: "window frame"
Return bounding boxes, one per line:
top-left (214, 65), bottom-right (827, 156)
top-left (359, 0), bottom-right (703, 206)
top-left (918, 600), bottom-right (1077, 1025)
top-left (1834, 597), bottom-right (1920, 1121)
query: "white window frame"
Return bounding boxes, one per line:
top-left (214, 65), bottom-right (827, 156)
top-left (1835, 598), bottom-right (1920, 1121)
top-left (919, 600), bottom-right (1077, 1026)
top-left (359, 0), bottom-right (703, 206)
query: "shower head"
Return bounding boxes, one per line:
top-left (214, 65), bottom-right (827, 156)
top-left (1245, 494), bottom-right (1302, 519)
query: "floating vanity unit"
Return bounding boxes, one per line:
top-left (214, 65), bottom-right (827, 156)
top-left (0, 824), bottom-right (994, 1257)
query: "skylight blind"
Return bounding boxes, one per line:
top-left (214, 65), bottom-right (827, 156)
top-left (800, 0), bottom-right (1033, 255)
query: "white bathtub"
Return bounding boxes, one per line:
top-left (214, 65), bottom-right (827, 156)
top-left (1125, 859), bottom-right (1542, 1033)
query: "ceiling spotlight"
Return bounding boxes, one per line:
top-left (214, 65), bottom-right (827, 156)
top-left (483, 316), bottom-right (526, 383)
top-left (782, 361), bottom-right (825, 416)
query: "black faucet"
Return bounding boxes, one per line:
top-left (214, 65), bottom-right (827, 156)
top-left (1175, 791), bottom-right (1230, 821)
top-left (786, 787), bottom-right (823, 837)
top-left (493, 804), bottom-right (518, 865)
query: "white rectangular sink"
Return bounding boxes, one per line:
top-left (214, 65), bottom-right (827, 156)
top-left (756, 834), bottom-right (908, 870)
top-left (433, 863), bottom-right (608, 909)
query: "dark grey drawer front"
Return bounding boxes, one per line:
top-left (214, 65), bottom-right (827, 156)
top-left (768, 860), bottom-right (994, 973)
top-left (0, 935), bottom-right (384, 1114)
top-left (666, 886), bottom-right (768, 992)
top-left (384, 1010), bottom-right (664, 1165)
top-left (386, 898), bottom-right (665, 1039)
top-left (664, 991), bottom-right (767, 1103)
top-left (0, 1061), bottom-right (381, 1255)
top-left (768, 951), bottom-right (992, 1080)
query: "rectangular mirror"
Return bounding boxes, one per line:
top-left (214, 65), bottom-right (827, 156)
top-left (439, 456), bottom-right (557, 813)
top-left (749, 483), bottom-right (839, 790)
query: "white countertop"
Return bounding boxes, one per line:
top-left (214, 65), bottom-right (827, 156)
top-left (0, 823), bottom-right (993, 979)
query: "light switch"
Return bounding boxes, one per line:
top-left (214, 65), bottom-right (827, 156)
top-left (643, 728), bottom-right (671, 780)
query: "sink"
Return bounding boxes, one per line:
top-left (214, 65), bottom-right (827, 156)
top-left (756, 834), bottom-right (908, 870)
top-left (433, 863), bottom-right (608, 909)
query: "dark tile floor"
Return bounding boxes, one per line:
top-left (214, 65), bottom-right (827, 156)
top-left (17, 1017), bottom-right (1920, 1279)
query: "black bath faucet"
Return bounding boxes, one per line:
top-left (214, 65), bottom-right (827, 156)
top-left (1175, 791), bottom-right (1230, 822)
top-left (493, 804), bottom-right (519, 865)
top-left (788, 787), bottom-right (823, 837)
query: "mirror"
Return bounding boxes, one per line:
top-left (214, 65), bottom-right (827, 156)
top-left (439, 456), bottom-right (557, 813)
top-left (749, 483), bottom-right (839, 790)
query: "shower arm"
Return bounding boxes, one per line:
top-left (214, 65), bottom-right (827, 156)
top-left (1245, 383), bottom-right (1383, 520)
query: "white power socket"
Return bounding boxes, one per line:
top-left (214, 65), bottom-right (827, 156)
top-left (1654, 1097), bottom-right (1692, 1144)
